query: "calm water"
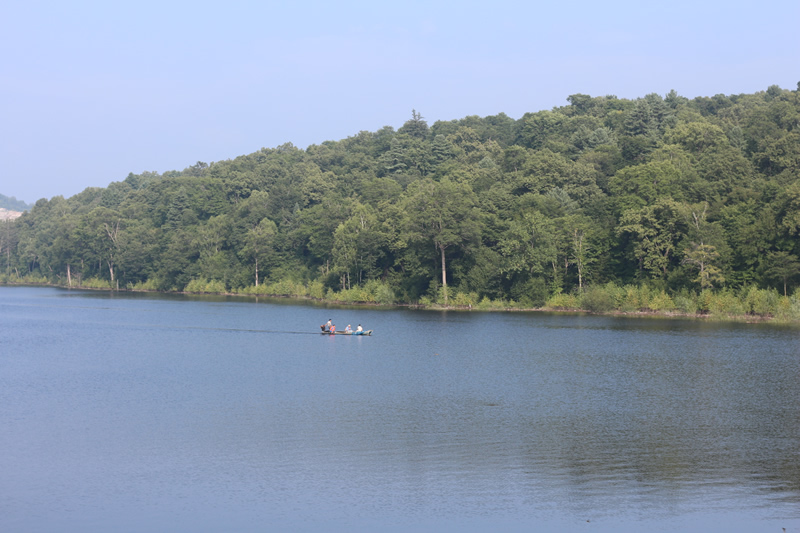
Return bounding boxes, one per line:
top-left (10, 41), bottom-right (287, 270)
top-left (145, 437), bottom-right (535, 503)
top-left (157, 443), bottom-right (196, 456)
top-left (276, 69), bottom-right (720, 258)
top-left (1, 286), bottom-right (799, 532)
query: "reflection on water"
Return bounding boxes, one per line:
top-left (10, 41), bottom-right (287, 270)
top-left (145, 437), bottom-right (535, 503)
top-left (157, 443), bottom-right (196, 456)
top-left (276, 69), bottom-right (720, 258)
top-left (1, 286), bottom-right (799, 533)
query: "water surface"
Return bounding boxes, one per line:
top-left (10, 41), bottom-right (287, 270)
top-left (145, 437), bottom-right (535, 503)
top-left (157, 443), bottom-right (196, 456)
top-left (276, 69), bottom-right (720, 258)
top-left (1, 286), bottom-right (798, 532)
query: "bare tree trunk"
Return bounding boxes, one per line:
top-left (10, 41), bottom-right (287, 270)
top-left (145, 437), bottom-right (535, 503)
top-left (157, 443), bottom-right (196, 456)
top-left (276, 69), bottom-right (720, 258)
top-left (67, 263), bottom-right (72, 287)
top-left (104, 219), bottom-right (120, 284)
top-left (441, 245), bottom-right (447, 305)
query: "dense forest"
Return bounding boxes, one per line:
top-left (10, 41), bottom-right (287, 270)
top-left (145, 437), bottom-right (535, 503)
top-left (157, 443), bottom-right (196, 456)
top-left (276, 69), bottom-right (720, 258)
top-left (2, 85), bottom-right (800, 319)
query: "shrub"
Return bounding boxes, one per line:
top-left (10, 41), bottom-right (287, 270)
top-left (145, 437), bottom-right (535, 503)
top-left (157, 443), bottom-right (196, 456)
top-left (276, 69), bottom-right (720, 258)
top-left (649, 290), bottom-right (676, 312)
top-left (510, 277), bottom-right (549, 308)
top-left (81, 277), bottom-right (112, 289)
top-left (264, 279), bottom-right (307, 297)
top-left (336, 286), bottom-right (374, 303)
top-left (6, 273), bottom-right (49, 285)
top-left (129, 278), bottom-right (159, 291)
top-left (452, 291), bottom-right (479, 307)
top-left (602, 282), bottom-right (625, 308)
top-left (580, 285), bottom-right (615, 312)
top-left (475, 296), bottom-right (508, 309)
top-left (743, 286), bottom-right (779, 316)
top-left (545, 293), bottom-right (580, 309)
top-left (184, 278), bottom-right (226, 293)
top-left (789, 292), bottom-right (800, 321)
top-left (774, 295), bottom-right (795, 321)
top-left (307, 281), bottom-right (325, 299)
top-left (673, 294), bottom-right (697, 314)
top-left (236, 284), bottom-right (260, 295)
top-left (360, 280), bottom-right (395, 305)
top-left (418, 295), bottom-right (433, 306)
top-left (697, 290), bottom-right (714, 314)
top-left (620, 285), bottom-right (642, 312)
top-left (707, 290), bottom-right (746, 317)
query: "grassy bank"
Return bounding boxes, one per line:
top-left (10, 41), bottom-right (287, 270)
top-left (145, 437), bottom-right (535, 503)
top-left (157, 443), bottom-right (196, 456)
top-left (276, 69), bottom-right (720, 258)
top-left (3, 274), bottom-right (799, 324)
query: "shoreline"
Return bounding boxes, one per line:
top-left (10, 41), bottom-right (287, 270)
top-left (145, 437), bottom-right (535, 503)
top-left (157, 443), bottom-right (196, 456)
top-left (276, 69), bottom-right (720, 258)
top-left (2, 280), bottom-right (795, 325)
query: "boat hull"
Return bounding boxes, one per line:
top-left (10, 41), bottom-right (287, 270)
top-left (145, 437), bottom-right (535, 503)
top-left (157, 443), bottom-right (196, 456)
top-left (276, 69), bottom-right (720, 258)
top-left (320, 325), bottom-right (372, 336)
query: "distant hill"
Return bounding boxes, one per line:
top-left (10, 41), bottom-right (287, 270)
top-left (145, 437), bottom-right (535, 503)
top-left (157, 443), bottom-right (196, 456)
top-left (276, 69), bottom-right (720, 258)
top-left (0, 193), bottom-right (31, 211)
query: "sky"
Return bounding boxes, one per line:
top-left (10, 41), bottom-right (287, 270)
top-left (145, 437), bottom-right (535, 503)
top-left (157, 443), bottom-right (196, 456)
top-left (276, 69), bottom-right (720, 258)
top-left (2, 0), bottom-right (798, 204)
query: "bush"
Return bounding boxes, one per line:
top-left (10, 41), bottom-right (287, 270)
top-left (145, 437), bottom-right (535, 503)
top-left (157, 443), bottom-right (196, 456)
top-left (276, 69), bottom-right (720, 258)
top-left (81, 277), bottom-right (112, 289)
top-left (510, 277), bottom-right (549, 308)
top-left (789, 292), bottom-right (800, 321)
top-left (649, 290), bottom-right (676, 312)
top-left (707, 290), bottom-right (746, 317)
top-left (452, 291), bottom-right (479, 307)
top-left (307, 281), bottom-right (325, 299)
top-left (263, 279), bottom-right (308, 297)
top-left (743, 286), bottom-right (779, 316)
top-left (0, 272), bottom-right (47, 285)
top-left (418, 295), bottom-right (433, 306)
top-left (697, 290), bottom-right (713, 314)
top-left (184, 278), bottom-right (226, 293)
top-left (362, 279), bottom-right (396, 305)
top-left (129, 278), bottom-right (159, 291)
top-left (580, 285), bottom-right (615, 312)
top-left (545, 293), bottom-right (580, 309)
top-left (673, 292), bottom-right (697, 314)
top-left (619, 285), bottom-right (639, 312)
top-left (475, 296), bottom-right (509, 310)
top-left (774, 295), bottom-right (796, 321)
top-left (336, 286), bottom-right (374, 303)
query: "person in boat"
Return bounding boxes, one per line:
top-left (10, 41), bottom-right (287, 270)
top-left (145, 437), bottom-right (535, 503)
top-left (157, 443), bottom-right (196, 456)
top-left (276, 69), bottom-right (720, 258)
top-left (330, 324), bottom-right (336, 334)
top-left (355, 324), bottom-right (363, 335)
top-left (323, 318), bottom-right (332, 332)
top-left (345, 324), bottom-right (352, 333)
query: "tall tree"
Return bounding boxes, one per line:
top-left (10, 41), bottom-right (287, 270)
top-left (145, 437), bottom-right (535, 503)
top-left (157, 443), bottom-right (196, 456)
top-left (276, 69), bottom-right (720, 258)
top-left (401, 178), bottom-right (481, 304)
top-left (499, 211), bottom-right (557, 282)
top-left (763, 251), bottom-right (800, 296)
top-left (682, 204), bottom-right (725, 289)
top-left (242, 218), bottom-right (277, 287)
top-left (617, 198), bottom-right (687, 279)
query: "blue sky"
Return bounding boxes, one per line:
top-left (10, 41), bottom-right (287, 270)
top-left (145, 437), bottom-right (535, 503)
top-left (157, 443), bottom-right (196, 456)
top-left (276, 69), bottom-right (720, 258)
top-left (2, 0), bottom-right (798, 203)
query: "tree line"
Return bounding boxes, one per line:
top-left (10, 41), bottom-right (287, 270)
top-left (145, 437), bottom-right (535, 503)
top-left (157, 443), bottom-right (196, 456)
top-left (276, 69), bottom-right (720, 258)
top-left (2, 85), bottom-right (800, 319)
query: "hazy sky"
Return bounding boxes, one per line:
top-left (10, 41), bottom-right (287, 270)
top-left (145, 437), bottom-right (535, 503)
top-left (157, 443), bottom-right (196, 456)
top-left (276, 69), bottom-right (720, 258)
top-left (2, 0), bottom-right (798, 203)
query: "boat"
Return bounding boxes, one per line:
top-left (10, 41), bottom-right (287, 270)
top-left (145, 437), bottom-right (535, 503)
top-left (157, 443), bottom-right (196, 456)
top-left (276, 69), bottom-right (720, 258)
top-left (320, 325), bottom-right (373, 336)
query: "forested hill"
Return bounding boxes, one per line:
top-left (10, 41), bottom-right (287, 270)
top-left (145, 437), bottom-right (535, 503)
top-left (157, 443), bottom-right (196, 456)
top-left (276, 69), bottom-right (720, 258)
top-left (0, 194), bottom-right (31, 212)
top-left (2, 85), bottom-right (800, 317)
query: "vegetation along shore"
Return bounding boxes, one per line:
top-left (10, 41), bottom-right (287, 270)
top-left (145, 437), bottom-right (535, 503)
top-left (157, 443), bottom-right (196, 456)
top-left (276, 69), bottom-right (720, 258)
top-left (2, 85), bottom-right (800, 324)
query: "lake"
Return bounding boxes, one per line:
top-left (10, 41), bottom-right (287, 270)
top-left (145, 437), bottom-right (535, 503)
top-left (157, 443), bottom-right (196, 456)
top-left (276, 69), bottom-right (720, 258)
top-left (1, 286), bottom-right (798, 532)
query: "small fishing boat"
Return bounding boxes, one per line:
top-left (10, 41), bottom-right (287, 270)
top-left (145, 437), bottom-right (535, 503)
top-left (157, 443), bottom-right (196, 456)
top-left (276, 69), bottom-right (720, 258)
top-left (320, 325), bottom-right (373, 336)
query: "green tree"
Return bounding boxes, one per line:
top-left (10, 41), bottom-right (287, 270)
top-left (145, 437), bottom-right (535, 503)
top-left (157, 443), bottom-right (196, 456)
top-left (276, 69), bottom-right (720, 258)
top-left (617, 198), bottom-right (687, 279)
top-left (499, 211), bottom-right (557, 279)
top-left (241, 218), bottom-right (277, 287)
top-left (683, 243), bottom-right (724, 289)
top-left (0, 219), bottom-right (19, 275)
top-left (79, 207), bottom-right (125, 285)
top-left (763, 251), bottom-right (800, 296)
top-left (398, 109), bottom-right (429, 139)
top-left (401, 178), bottom-right (481, 304)
top-left (609, 160), bottom-right (688, 212)
top-left (332, 204), bottom-right (386, 288)
top-left (682, 204), bottom-right (726, 289)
